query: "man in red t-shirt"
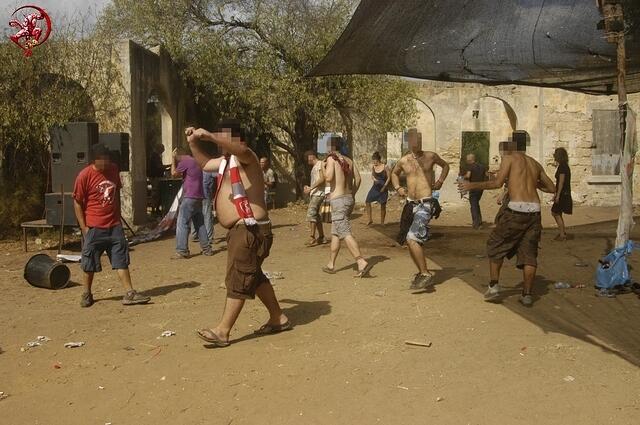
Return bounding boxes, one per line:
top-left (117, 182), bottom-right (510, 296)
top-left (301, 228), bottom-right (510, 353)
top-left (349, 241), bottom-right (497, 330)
top-left (73, 144), bottom-right (150, 308)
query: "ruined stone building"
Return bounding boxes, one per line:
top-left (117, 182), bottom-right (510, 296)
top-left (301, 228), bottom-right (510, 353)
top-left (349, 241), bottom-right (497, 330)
top-left (351, 81), bottom-right (640, 207)
top-left (68, 40), bottom-right (190, 225)
top-left (77, 40), bottom-right (639, 217)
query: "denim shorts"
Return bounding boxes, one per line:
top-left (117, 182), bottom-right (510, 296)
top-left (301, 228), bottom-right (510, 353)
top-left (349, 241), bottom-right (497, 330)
top-left (81, 225), bottom-right (130, 273)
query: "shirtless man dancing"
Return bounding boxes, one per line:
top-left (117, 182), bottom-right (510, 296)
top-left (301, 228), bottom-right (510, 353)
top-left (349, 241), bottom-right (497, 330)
top-left (187, 119), bottom-right (290, 347)
top-left (322, 136), bottom-right (372, 277)
top-left (459, 147), bottom-right (555, 306)
top-left (392, 129), bottom-right (450, 289)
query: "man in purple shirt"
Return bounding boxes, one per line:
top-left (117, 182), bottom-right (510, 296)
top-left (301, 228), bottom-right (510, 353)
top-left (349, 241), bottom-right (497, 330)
top-left (171, 148), bottom-right (213, 258)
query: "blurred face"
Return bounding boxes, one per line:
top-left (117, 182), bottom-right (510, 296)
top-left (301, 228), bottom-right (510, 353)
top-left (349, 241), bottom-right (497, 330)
top-left (217, 128), bottom-right (246, 155)
top-left (307, 154), bottom-right (316, 165)
top-left (260, 158), bottom-right (269, 170)
top-left (408, 130), bottom-right (422, 153)
top-left (94, 155), bottom-right (110, 172)
top-left (466, 154), bottom-right (476, 165)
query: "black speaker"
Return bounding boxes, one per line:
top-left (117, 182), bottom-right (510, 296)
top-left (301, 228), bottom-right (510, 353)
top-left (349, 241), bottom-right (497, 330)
top-left (45, 193), bottom-right (78, 226)
top-left (99, 132), bottom-right (130, 171)
top-left (50, 122), bottom-right (99, 192)
top-left (512, 130), bottom-right (530, 152)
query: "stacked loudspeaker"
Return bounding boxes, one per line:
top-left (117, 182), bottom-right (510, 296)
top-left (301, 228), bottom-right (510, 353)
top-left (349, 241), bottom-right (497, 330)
top-left (46, 122), bottom-right (130, 226)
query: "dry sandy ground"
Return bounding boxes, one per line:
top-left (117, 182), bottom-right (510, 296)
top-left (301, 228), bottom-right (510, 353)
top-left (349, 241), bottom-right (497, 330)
top-left (1, 197), bottom-right (640, 425)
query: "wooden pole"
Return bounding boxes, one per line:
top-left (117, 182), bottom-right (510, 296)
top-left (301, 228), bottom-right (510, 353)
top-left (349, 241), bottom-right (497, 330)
top-left (600, 1), bottom-right (633, 247)
top-left (58, 184), bottom-right (64, 254)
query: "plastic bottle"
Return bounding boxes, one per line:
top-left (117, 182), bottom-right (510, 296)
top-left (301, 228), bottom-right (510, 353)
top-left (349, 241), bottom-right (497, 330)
top-left (456, 176), bottom-right (468, 199)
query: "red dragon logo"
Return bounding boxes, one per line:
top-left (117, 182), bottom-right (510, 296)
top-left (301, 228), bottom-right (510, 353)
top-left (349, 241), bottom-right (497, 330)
top-left (8, 5), bottom-right (52, 57)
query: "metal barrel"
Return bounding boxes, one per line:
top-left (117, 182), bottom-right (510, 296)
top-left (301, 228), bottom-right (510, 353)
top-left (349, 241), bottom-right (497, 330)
top-left (23, 254), bottom-right (70, 290)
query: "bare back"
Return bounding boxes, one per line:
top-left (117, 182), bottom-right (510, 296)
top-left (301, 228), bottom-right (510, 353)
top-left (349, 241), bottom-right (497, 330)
top-left (215, 154), bottom-right (269, 228)
top-left (326, 155), bottom-right (355, 197)
top-left (505, 153), bottom-right (544, 203)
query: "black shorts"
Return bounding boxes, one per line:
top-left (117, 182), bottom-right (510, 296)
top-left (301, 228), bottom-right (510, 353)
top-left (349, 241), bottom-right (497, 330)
top-left (81, 225), bottom-right (130, 273)
top-left (486, 209), bottom-right (542, 269)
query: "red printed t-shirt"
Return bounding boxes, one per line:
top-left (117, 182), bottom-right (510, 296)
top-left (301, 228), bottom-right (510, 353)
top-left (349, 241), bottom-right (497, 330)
top-left (72, 164), bottom-right (122, 228)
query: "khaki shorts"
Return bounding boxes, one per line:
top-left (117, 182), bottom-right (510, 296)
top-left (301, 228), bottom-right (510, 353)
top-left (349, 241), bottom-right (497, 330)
top-left (486, 209), bottom-right (542, 269)
top-left (306, 194), bottom-right (325, 223)
top-left (225, 221), bottom-right (273, 299)
top-left (330, 195), bottom-right (354, 239)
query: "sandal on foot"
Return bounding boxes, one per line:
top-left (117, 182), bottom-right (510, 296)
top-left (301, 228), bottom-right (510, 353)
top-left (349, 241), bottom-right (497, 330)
top-left (195, 329), bottom-right (230, 347)
top-left (354, 262), bottom-right (373, 278)
top-left (254, 321), bottom-right (292, 335)
top-left (322, 266), bottom-right (336, 274)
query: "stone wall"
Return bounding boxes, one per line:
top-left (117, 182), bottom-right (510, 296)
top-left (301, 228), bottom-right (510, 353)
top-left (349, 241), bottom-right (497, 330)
top-left (385, 82), bottom-right (640, 207)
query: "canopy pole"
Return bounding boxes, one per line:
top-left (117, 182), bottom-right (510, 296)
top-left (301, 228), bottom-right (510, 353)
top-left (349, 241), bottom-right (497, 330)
top-left (600, 0), bottom-right (632, 247)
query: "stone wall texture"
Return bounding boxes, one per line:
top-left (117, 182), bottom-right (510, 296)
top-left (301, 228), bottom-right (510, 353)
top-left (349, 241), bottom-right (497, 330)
top-left (383, 82), bottom-right (640, 207)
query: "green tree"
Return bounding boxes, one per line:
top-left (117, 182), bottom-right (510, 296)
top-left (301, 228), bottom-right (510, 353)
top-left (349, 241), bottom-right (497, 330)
top-left (0, 21), bottom-right (128, 235)
top-left (99, 0), bottom-right (417, 195)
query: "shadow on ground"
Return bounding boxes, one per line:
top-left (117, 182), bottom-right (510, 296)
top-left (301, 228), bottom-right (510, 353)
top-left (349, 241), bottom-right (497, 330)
top-left (223, 298), bottom-right (332, 346)
top-left (372, 218), bottom-right (640, 367)
top-left (98, 281), bottom-right (202, 301)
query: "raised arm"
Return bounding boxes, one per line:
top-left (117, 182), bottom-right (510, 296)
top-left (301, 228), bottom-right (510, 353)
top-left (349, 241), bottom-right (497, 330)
top-left (171, 149), bottom-right (181, 177)
top-left (462, 155), bottom-right (512, 191)
top-left (187, 127), bottom-right (254, 165)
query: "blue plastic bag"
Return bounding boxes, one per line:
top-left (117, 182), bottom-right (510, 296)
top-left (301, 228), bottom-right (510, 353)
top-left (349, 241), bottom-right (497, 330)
top-left (595, 241), bottom-right (637, 289)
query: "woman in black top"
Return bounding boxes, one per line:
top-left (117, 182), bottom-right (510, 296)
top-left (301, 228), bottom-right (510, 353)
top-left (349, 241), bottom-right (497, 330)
top-left (551, 147), bottom-right (572, 241)
top-left (365, 151), bottom-right (391, 225)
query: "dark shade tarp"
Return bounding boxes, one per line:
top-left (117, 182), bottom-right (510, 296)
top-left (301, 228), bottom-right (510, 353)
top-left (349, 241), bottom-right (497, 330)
top-left (310, 0), bottom-right (640, 95)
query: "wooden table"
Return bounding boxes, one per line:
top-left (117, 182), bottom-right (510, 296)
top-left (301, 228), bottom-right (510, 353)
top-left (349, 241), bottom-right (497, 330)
top-left (20, 219), bottom-right (55, 252)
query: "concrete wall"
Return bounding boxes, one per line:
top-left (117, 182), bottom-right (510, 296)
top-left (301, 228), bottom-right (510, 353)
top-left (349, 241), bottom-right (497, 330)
top-left (385, 82), bottom-right (640, 207)
top-left (114, 41), bottom-right (189, 224)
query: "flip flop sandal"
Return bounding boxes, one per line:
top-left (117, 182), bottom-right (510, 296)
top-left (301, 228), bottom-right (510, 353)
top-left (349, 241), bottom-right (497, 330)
top-left (254, 321), bottom-right (292, 335)
top-left (322, 266), bottom-right (336, 274)
top-left (195, 329), bottom-right (230, 347)
top-left (354, 262), bottom-right (374, 278)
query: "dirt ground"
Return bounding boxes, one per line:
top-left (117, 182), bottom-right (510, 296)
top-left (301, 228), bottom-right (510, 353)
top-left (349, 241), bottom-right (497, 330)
top-left (1, 195), bottom-right (640, 425)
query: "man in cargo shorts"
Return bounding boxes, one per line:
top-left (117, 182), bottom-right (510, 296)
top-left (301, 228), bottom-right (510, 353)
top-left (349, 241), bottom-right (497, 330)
top-left (303, 150), bottom-right (327, 246)
top-left (73, 144), bottom-right (150, 308)
top-left (187, 119), bottom-right (290, 347)
top-left (321, 137), bottom-right (372, 277)
top-left (459, 147), bottom-right (555, 306)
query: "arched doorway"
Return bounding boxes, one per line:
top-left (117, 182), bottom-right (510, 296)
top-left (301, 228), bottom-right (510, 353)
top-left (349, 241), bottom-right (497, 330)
top-left (460, 96), bottom-right (517, 171)
top-left (413, 99), bottom-right (436, 152)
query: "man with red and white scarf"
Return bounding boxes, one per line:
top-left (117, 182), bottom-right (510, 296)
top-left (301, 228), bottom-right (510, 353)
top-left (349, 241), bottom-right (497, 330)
top-left (187, 119), bottom-right (290, 347)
